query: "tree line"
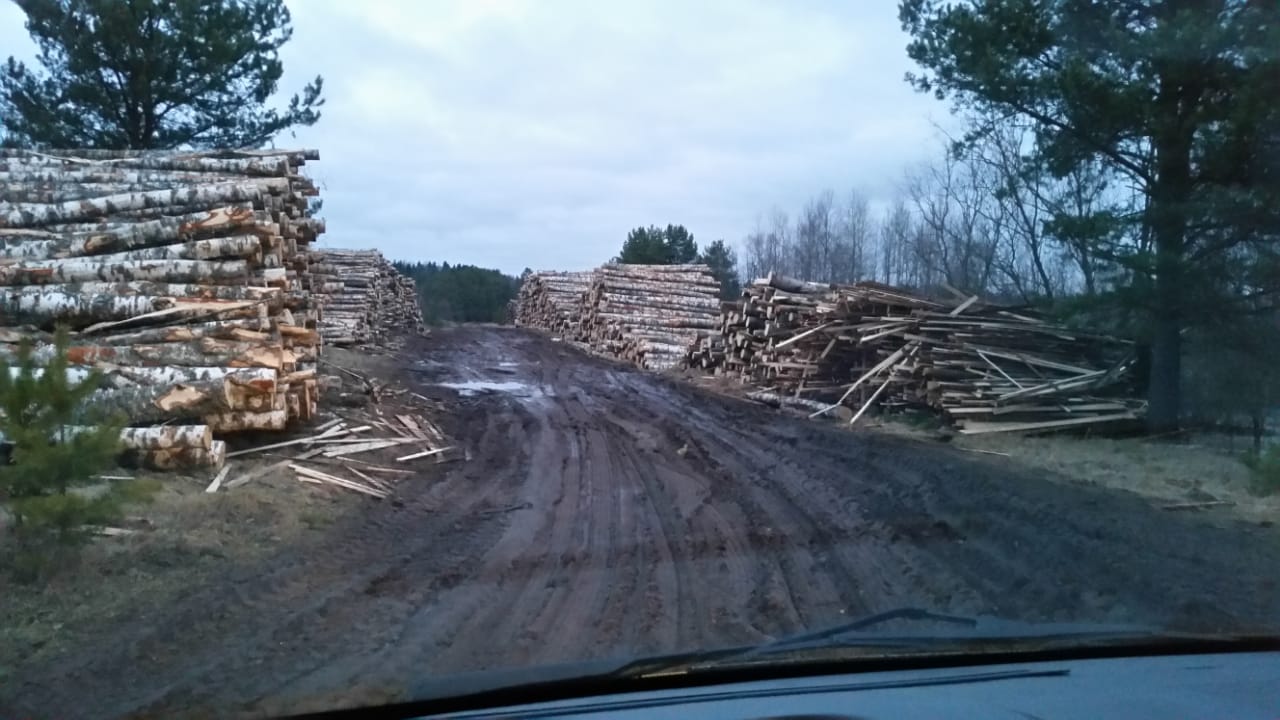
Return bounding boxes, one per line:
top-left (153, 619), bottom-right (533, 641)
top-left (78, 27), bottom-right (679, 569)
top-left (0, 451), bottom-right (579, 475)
top-left (392, 262), bottom-right (520, 326)
top-left (739, 128), bottom-right (1109, 303)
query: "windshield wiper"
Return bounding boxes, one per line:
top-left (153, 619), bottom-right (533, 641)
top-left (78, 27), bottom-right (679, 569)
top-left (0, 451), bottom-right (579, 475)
top-left (745, 607), bottom-right (983, 655)
top-left (737, 606), bottom-right (1165, 659)
top-left (615, 606), bottom-right (1182, 678)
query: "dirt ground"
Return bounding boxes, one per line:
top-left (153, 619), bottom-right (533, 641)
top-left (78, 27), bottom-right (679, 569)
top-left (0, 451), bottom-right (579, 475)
top-left (3, 325), bottom-right (1279, 719)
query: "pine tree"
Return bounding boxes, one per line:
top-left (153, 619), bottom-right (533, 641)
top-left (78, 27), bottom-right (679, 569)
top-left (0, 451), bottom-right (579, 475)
top-left (615, 224), bottom-right (700, 264)
top-left (616, 226), bottom-right (670, 264)
top-left (698, 239), bottom-right (741, 300)
top-left (0, 327), bottom-right (128, 579)
top-left (1, 0), bottom-right (323, 149)
top-left (662, 224), bottom-right (699, 264)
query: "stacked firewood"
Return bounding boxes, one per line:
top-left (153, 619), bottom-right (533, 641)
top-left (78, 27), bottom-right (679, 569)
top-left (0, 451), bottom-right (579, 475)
top-left (0, 148), bottom-right (328, 469)
top-left (513, 270), bottom-right (596, 336)
top-left (579, 263), bottom-right (722, 370)
top-left (694, 272), bottom-right (1144, 434)
top-left (305, 248), bottom-right (425, 347)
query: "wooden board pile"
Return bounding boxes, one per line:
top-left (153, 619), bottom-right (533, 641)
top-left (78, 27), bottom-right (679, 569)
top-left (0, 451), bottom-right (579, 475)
top-left (225, 415), bottom-right (455, 498)
top-left (578, 263), bottom-right (722, 370)
top-left (214, 363), bottom-right (462, 497)
top-left (513, 270), bottom-right (596, 336)
top-left (304, 248), bottom-right (425, 347)
top-left (0, 147), bottom-right (329, 469)
top-left (692, 273), bottom-right (1145, 434)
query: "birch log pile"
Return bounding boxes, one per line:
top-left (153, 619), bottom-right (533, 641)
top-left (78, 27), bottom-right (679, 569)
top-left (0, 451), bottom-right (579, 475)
top-left (579, 264), bottom-right (722, 370)
top-left (690, 272), bottom-right (1145, 434)
top-left (0, 148), bottom-right (328, 469)
top-left (304, 248), bottom-right (425, 347)
top-left (513, 270), bottom-right (595, 337)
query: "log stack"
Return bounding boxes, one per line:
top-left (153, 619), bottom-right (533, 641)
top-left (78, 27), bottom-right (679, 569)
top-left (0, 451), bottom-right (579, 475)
top-left (579, 264), bottom-right (722, 370)
top-left (0, 148), bottom-right (329, 469)
top-left (694, 272), bottom-right (1145, 434)
top-left (513, 270), bottom-right (596, 336)
top-left (304, 248), bottom-right (425, 347)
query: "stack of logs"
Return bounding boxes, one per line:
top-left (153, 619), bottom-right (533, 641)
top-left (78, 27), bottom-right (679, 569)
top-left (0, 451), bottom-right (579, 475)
top-left (0, 148), bottom-right (328, 469)
top-left (578, 263), bottom-right (721, 370)
top-left (512, 264), bottom-right (724, 370)
top-left (513, 270), bottom-right (596, 337)
top-left (305, 248), bottom-right (425, 347)
top-left (691, 273), bottom-right (1144, 434)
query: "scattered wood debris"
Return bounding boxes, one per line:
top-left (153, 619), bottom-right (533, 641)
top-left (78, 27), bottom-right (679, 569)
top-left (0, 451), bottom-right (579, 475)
top-left (1161, 500), bottom-right (1234, 511)
top-left (93, 527), bottom-right (138, 537)
top-left (218, 376), bottom-right (462, 498)
top-left (204, 465), bottom-right (231, 493)
top-left (690, 272), bottom-right (1145, 435)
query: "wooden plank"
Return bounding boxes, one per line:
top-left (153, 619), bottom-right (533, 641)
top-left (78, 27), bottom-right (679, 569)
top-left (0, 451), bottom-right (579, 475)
top-left (396, 414), bottom-right (430, 440)
top-left (858, 323), bottom-right (911, 345)
top-left (320, 439), bottom-right (409, 457)
top-left (350, 464), bottom-right (415, 475)
top-left (417, 418), bottom-right (447, 445)
top-left (224, 425), bottom-right (371, 457)
top-left (396, 446), bottom-right (454, 462)
top-left (346, 465), bottom-right (393, 493)
top-left (849, 347), bottom-right (918, 425)
top-left (957, 412), bottom-right (1139, 435)
top-left (1161, 500), bottom-right (1233, 511)
top-left (204, 464), bottom-right (231, 493)
top-left (771, 321), bottom-right (835, 350)
top-left (995, 369), bottom-right (1109, 403)
top-left (289, 463), bottom-right (387, 498)
top-left (313, 417), bottom-right (343, 433)
top-left (224, 448), bottom-right (325, 489)
top-left (948, 295), bottom-right (980, 316)
top-left (810, 343), bottom-right (914, 418)
top-left (976, 350), bottom-right (1024, 389)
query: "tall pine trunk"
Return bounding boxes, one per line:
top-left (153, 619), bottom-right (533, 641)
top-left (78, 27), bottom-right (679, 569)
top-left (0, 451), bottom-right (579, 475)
top-left (1147, 287), bottom-right (1181, 433)
top-left (1146, 201), bottom-right (1186, 432)
top-left (1146, 80), bottom-right (1193, 434)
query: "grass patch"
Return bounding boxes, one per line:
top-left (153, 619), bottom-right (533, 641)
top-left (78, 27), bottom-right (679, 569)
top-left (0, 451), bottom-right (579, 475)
top-left (888, 408), bottom-right (942, 430)
top-left (0, 469), bottom-right (348, 671)
top-left (946, 431), bottom-right (1280, 525)
top-left (1242, 447), bottom-right (1280, 496)
top-left (301, 510), bottom-right (333, 529)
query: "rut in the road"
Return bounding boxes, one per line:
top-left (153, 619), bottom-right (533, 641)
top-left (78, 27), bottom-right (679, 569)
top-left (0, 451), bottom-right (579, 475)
top-left (4, 326), bottom-right (1278, 720)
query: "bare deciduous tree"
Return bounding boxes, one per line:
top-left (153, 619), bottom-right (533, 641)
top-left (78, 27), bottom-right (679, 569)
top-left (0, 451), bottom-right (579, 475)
top-left (904, 150), bottom-right (999, 294)
top-left (836, 189), bottom-right (872, 282)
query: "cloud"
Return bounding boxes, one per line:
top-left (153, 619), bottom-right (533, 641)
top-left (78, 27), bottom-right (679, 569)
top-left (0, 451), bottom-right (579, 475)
top-left (3, 1), bottom-right (950, 274)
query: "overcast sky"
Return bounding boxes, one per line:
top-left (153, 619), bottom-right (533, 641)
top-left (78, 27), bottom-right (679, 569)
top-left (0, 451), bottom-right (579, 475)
top-left (0, 1), bottom-right (949, 275)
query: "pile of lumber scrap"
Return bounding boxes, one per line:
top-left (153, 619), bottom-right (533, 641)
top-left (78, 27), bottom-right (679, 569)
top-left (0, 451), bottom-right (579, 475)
top-left (578, 263), bottom-right (722, 370)
top-left (218, 383), bottom-right (461, 497)
top-left (305, 248), bottom-right (425, 347)
top-left (694, 272), bottom-right (1144, 434)
top-left (513, 270), bottom-right (596, 336)
top-left (0, 147), bottom-right (328, 469)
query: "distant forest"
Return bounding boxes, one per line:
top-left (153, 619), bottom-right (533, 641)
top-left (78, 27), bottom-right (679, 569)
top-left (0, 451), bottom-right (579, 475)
top-left (392, 261), bottom-right (520, 325)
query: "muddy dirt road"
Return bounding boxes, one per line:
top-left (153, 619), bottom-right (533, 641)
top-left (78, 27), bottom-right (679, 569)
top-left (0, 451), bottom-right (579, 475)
top-left (4, 326), bottom-right (1279, 718)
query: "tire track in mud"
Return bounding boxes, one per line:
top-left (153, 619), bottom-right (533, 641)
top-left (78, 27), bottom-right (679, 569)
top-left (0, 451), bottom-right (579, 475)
top-left (5, 326), bottom-right (1280, 720)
